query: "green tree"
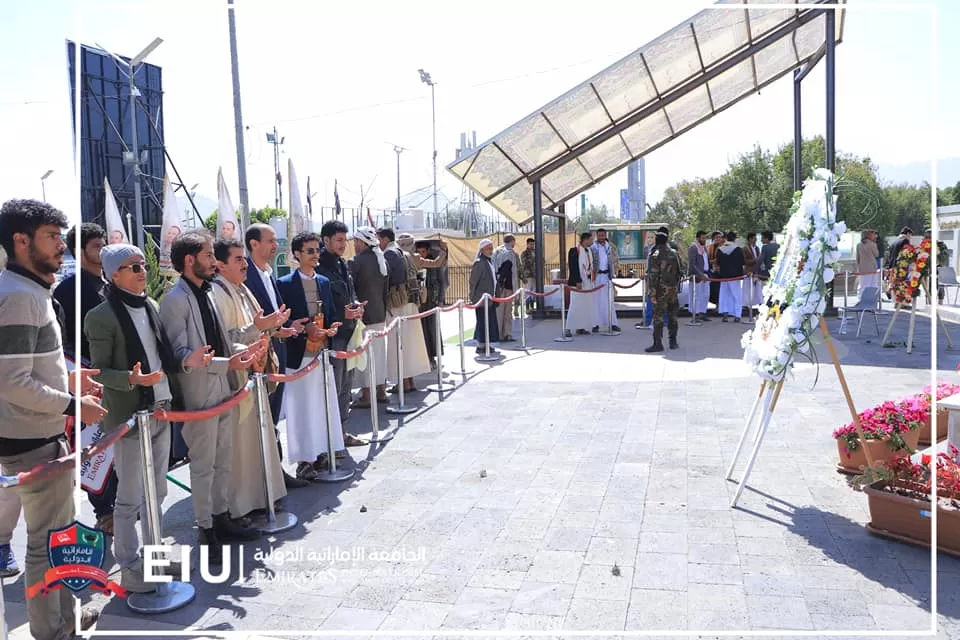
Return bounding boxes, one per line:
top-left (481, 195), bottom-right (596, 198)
top-left (884, 183), bottom-right (930, 235)
top-left (574, 204), bottom-right (618, 234)
top-left (204, 207), bottom-right (287, 233)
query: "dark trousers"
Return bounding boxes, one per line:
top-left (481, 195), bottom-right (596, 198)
top-left (421, 312), bottom-right (443, 361)
top-left (473, 304), bottom-right (500, 346)
top-left (87, 468), bottom-right (118, 519)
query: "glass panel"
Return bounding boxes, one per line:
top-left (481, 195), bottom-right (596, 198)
top-left (449, 157), bottom-right (472, 179)
top-left (753, 34), bottom-right (796, 85)
top-left (581, 135), bottom-right (632, 182)
top-left (663, 85), bottom-right (712, 133)
top-left (541, 161), bottom-right (591, 205)
top-left (709, 58), bottom-right (756, 110)
top-left (746, 4), bottom-right (796, 41)
top-left (692, 9), bottom-right (749, 69)
top-left (463, 145), bottom-right (522, 200)
top-left (496, 114), bottom-right (566, 173)
top-left (543, 84), bottom-right (608, 148)
top-left (621, 110), bottom-right (673, 158)
top-left (794, 14), bottom-right (827, 61)
top-left (489, 180), bottom-right (538, 227)
top-left (642, 23), bottom-right (701, 94)
top-left (592, 52), bottom-right (658, 121)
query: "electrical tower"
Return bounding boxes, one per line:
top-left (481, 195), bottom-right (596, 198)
top-left (266, 127), bottom-right (285, 209)
top-left (455, 131), bottom-right (482, 235)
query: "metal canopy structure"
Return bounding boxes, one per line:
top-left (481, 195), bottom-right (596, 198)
top-left (446, 0), bottom-right (845, 227)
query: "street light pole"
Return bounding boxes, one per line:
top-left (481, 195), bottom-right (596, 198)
top-left (394, 145), bottom-right (402, 228)
top-left (418, 69), bottom-right (438, 228)
top-left (227, 0), bottom-right (250, 230)
top-left (40, 170), bottom-right (53, 203)
top-left (123, 38), bottom-right (162, 250)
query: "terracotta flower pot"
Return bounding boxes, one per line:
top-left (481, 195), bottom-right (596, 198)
top-left (864, 482), bottom-right (960, 555)
top-left (836, 429), bottom-right (921, 473)
top-left (918, 408), bottom-right (949, 446)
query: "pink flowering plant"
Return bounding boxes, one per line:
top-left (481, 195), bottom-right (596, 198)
top-left (833, 398), bottom-right (925, 456)
top-left (917, 382), bottom-right (960, 409)
top-left (849, 444), bottom-right (960, 509)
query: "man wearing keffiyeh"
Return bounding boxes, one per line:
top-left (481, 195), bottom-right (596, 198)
top-left (350, 227), bottom-right (390, 407)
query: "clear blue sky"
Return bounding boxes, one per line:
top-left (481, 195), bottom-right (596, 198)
top-left (0, 0), bottom-right (955, 225)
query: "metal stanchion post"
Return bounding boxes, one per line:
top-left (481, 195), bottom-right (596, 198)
top-left (601, 281), bottom-right (619, 336)
top-left (454, 302), bottom-right (469, 376)
top-left (844, 270), bottom-right (849, 309)
top-left (364, 338), bottom-right (395, 443)
top-left (426, 308), bottom-right (455, 393)
top-left (313, 351), bottom-right (355, 482)
top-left (476, 294), bottom-right (501, 361)
top-left (510, 289), bottom-right (528, 350)
top-left (554, 286), bottom-right (573, 343)
top-left (387, 319), bottom-right (419, 414)
top-left (127, 411), bottom-right (195, 614)
top-left (687, 276), bottom-right (702, 326)
top-left (249, 373), bottom-right (296, 533)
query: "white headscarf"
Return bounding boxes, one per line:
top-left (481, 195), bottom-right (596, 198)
top-left (397, 233), bottom-right (416, 252)
top-left (477, 238), bottom-right (493, 258)
top-left (355, 226), bottom-right (388, 276)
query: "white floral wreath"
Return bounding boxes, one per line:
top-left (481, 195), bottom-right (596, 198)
top-left (741, 168), bottom-right (846, 380)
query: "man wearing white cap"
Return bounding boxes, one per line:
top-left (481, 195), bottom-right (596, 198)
top-left (350, 227), bottom-right (390, 407)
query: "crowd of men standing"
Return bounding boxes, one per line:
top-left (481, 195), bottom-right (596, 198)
top-left (0, 196), bottom-right (458, 639)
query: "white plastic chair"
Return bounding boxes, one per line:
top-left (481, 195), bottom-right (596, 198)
top-left (838, 286), bottom-right (881, 337)
top-left (938, 267), bottom-right (960, 305)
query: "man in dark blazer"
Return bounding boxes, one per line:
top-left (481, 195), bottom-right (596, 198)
top-left (350, 227), bottom-right (390, 407)
top-left (243, 223), bottom-right (309, 489)
top-left (758, 230), bottom-right (779, 281)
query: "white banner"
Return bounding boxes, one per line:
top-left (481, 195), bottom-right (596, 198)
top-left (64, 357), bottom-right (115, 494)
top-left (217, 167), bottom-right (240, 241)
top-left (287, 158), bottom-right (305, 266)
top-left (104, 178), bottom-right (127, 245)
top-left (159, 174), bottom-right (181, 269)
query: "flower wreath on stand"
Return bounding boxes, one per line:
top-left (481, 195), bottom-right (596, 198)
top-left (741, 168), bottom-right (846, 380)
top-left (890, 238), bottom-right (931, 305)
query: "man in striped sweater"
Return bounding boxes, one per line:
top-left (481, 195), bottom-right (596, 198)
top-left (0, 199), bottom-right (102, 638)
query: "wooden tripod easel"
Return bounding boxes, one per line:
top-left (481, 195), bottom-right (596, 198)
top-left (881, 279), bottom-right (953, 353)
top-left (726, 317), bottom-right (873, 507)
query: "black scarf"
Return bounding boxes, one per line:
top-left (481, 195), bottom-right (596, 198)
top-left (105, 284), bottom-right (181, 410)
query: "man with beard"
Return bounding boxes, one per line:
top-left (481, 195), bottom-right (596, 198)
top-left (243, 223), bottom-right (309, 490)
top-left (85, 244), bottom-right (204, 593)
top-left (0, 199), bottom-right (103, 637)
top-left (212, 238), bottom-right (293, 517)
top-left (315, 220), bottom-right (366, 436)
top-left (687, 230), bottom-right (710, 322)
top-left (161, 231), bottom-right (265, 562)
top-left (591, 228), bottom-right (621, 332)
top-left (53, 222), bottom-right (120, 535)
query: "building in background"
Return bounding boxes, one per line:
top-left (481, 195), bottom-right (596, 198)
top-left (67, 41), bottom-right (165, 239)
top-left (620, 158), bottom-right (647, 222)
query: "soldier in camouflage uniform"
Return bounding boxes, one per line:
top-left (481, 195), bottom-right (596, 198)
top-left (645, 230), bottom-right (681, 352)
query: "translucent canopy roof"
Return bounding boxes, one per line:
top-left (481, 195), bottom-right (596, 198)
top-left (447, 0), bottom-right (846, 226)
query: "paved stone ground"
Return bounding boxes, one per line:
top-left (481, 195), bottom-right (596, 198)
top-left (2, 305), bottom-right (958, 639)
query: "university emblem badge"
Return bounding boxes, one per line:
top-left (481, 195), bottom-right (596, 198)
top-left (26, 521), bottom-right (126, 599)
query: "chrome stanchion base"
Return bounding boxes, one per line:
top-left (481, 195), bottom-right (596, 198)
top-left (127, 581), bottom-right (196, 614)
top-left (313, 468), bottom-right (355, 483)
top-left (474, 353), bottom-right (503, 362)
top-left (385, 403), bottom-right (419, 415)
top-left (553, 335), bottom-right (573, 343)
top-left (686, 315), bottom-right (703, 326)
top-left (425, 381), bottom-right (456, 392)
top-left (600, 329), bottom-right (620, 337)
top-left (249, 510), bottom-right (298, 534)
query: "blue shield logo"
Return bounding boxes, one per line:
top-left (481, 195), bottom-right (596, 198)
top-left (47, 522), bottom-right (106, 593)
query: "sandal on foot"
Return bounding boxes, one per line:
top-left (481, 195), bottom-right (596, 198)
top-left (344, 434), bottom-right (368, 447)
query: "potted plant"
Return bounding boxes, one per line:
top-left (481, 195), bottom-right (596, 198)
top-left (915, 382), bottom-right (959, 445)
top-left (833, 399), bottom-right (923, 473)
top-left (849, 445), bottom-right (960, 555)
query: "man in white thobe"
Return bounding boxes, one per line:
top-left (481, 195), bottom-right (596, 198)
top-left (687, 231), bottom-right (711, 321)
top-left (591, 228), bottom-right (621, 332)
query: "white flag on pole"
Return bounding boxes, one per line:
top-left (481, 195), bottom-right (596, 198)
top-left (159, 174), bottom-right (182, 269)
top-left (217, 167), bottom-right (240, 241)
top-left (287, 158), bottom-right (306, 265)
top-left (103, 178), bottom-right (127, 244)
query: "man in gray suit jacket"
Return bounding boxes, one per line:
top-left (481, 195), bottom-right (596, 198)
top-left (160, 231), bottom-right (265, 563)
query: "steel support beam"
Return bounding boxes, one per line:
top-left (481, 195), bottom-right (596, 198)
top-left (533, 180), bottom-right (546, 318)
top-left (824, 3), bottom-right (838, 316)
top-left (558, 203), bottom-right (567, 281)
top-left (793, 71), bottom-right (803, 193)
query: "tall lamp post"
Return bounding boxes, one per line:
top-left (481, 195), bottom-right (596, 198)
top-left (418, 69), bottom-right (438, 228)
top-left (387, 143), bottom-right (406, 228)
top-left (40, 170), bottom-right (54, 203)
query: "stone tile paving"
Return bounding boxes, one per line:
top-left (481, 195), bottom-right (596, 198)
top-left (2, 310), bottom-right (958, 638)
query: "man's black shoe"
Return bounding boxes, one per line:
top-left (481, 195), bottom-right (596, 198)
top-left (284, 470), bottom-right (310, 489)
top-left (591, 326), bottom-right (599, 333)
top-left (645, 342), bottom-right (664, 353)
top-left (669, 337), bottom-right (679, 349)
top-left (213, 512), bottom-right (260, 542)
top-left (612, 325), bottom-right (621, 332)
